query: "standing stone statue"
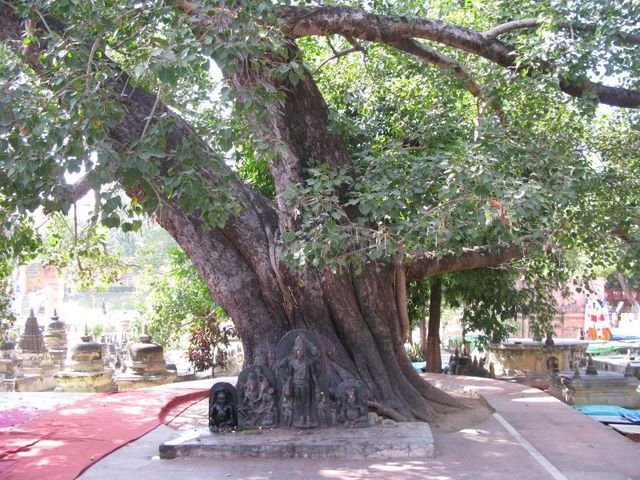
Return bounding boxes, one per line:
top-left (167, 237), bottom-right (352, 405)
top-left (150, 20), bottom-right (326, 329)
top-left (276, 330), bottom-right (327, 428)
top-left (208, 382), bottom-right (237, 432)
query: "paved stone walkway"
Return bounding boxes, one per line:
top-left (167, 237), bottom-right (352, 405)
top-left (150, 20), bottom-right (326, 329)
top-left (3, 375), bottom-right (639, 479)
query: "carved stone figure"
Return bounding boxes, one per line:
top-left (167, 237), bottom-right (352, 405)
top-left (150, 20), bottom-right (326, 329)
top-left (316, 391), bottom-right (332, 427)
top-left (236, 365), bottom-right (278, 428)
top-left (208, 382), bottom-right (237, 432)
top-left (277, 331), bottom-right (326, 428)
top-left (280, 389), bottom-right (293, 427)
top-left (336, 380), bottom-right (368, 428)
top-left (257, 373), bottom-right (277, 427)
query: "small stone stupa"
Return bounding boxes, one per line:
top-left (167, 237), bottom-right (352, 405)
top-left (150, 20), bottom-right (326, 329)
top-left (43, 309), bottom-right (68, 368)
top-left (54, 325), bottom-right (115, 392)
top-left (0, 341), bottom-right (23, 391)
top-left (114, 326), bottom-right (176, 391)
top-left (19, 308), bottom-right (46, 355)
top-left (16, 309), bottom-right (57, 391)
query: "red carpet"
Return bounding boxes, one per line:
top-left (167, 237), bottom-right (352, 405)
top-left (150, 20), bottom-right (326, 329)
top-left (0, 387), bottom-right (208, 480)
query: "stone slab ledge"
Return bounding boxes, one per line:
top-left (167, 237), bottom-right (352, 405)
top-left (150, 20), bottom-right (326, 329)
top-left (159, 423), bottom-right (433, 460)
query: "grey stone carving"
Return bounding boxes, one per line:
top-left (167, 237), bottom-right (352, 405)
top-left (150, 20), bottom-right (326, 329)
top-left (225, 329), bottom-right (375, 431)
top-left (237, 365), bottom-right (278, 428)
top-left (276, 330), bottom-right (327, 428)
top-left (336, 380), bottom-right (368, 428)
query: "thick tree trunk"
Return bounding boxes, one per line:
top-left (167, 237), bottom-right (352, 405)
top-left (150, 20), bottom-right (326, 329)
top-left (426, 277), bottom-right (443, 373)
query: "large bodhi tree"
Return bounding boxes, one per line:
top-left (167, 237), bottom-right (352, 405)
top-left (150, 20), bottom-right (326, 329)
top-left (1, 0), bottom-right (639, 420)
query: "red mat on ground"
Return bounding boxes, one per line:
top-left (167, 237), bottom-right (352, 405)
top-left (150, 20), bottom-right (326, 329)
top-left (0, 387), bottom-right (208, 480)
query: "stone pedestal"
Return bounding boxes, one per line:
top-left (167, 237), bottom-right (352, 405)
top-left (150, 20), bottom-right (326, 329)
top-left (114, 331), bottom-right (176, 391)
top-left (43, 310), bottom-right (68, 368)
top-left (549, 369), bottom-right (640, 408)
top-left (55, 334), bottom-right (115, 392)
top-left (159, 423), bottom-right (433, 460)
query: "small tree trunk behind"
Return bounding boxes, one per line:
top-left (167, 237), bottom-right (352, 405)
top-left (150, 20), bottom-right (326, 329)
top-left (614, 272), bottom-right (638, 313)
top-left (420, 314), bottom-right (427, 359)
top-left (426, 277), bottom-right (443, 373)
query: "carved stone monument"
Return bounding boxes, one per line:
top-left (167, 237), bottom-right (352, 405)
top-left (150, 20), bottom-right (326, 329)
top-left (276, 330), bottom-right (328, 428)
top-left (43, 309), bottom-right (68, 368)
top-left (209, 382), bottom-right (238, 432)
top-left (55, 328), bottom-right (115, 392)
top-left (237, 365), bottom-right (278, 428)
top-left (158, 329), bottom-right (436, 460)
top-left (114, 327), bottom-right (177, 391)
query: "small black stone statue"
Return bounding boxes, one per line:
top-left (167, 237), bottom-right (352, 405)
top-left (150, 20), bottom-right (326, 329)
top-left (208, 382), bottom-right (237, 433)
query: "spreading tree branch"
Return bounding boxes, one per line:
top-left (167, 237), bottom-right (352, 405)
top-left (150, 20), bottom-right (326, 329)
top-left (405, 243), bottom-right (528, 282)
top-left (388, 37), bottom-right (483, 98)
top-left (484, 18), bottom-right (540, 39)
top-left (274, 6), bottom-right (640, 108)
top-left (485, 18), bottom-right (640, 45)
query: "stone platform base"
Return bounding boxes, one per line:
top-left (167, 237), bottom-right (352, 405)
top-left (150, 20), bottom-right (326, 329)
top-left (14, 374), bottom-right (57, 392)
top-left (115, 372), bottom-right (178, 391)
top-left (159, 423), bottom-right (434, 460)
top-left (55, 370), bottom-right (116, 393)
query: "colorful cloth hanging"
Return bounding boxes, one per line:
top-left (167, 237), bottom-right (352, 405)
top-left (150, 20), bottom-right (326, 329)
top-left (584, 299), bottom-right (611, 340)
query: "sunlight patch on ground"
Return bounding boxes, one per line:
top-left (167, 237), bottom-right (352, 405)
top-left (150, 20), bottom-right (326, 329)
top-left (512, 396), bottom-right (558, 403)
top-left (318, 461), bottom-right (445, 480)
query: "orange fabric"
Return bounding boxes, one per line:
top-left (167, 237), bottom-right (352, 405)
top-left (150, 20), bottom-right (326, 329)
top-left (0, 387), bottom-right (208, 480)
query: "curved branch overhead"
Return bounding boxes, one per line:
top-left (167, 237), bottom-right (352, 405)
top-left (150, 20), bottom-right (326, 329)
top-left (174, 2), bottom-right (640, 107)
top-left (274, 6), bottom-right (640, 108)
top-left (405, 244), bottom-right (527, 281)
top-left (485, 18), bottom-right (640, 46)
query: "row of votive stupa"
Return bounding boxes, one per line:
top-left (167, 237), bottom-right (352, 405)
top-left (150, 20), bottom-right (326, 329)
top-left (0, 309), bottom-right (177, 392)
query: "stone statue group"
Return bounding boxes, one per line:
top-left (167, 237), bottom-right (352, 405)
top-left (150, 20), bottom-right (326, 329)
top-left (209, 329), bottom-right (369, 432)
